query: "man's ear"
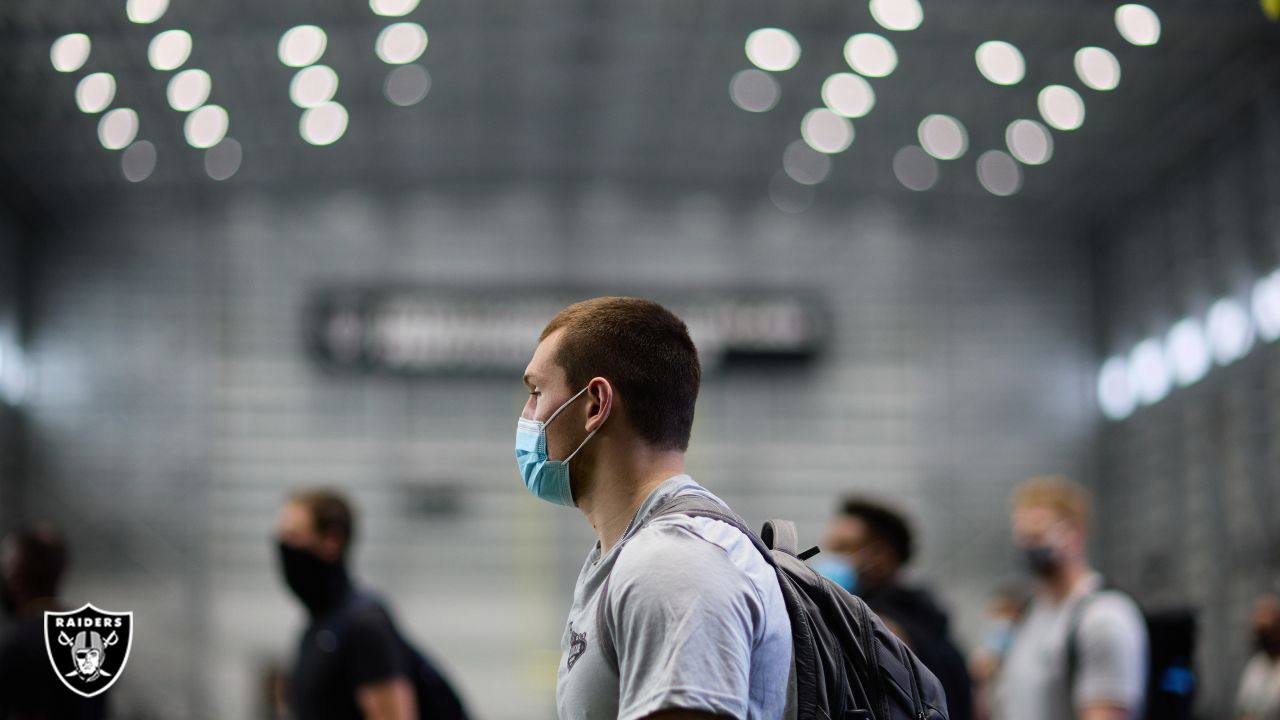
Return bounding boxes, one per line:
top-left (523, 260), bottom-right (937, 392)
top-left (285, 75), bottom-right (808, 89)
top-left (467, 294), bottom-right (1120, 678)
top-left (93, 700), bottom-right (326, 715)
top-left (585, 377), bottom-right (614, 433)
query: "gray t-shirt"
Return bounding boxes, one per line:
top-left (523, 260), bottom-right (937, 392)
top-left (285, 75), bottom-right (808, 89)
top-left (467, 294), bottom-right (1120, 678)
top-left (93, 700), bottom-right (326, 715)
top-left (1235, 652), bottom-right (1280, 720)
top-left (994, 574), bottom-right (1148, 720)
top-left (556, 475), bottom-right (793, 720)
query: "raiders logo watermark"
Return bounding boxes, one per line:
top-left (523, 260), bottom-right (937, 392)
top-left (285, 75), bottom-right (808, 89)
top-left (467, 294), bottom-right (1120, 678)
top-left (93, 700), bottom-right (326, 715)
top-left (43, 603), bottom-right (133, 698)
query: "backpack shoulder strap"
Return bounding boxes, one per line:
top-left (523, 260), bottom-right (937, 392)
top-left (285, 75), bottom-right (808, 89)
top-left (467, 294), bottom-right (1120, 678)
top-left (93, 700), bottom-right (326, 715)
top-left (594, 491), bottom-right (778, 675)
top-left (1064, 592), bottom-right (1096, 695)
top-left (761, 519), bottom-right (800, 556)
top-left (1065, 581), bottom-right (1127, 695)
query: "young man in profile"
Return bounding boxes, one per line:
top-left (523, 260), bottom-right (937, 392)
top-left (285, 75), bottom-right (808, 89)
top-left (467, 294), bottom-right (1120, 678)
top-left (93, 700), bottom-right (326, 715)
top-left (516, 297), bottom-right (792, 720)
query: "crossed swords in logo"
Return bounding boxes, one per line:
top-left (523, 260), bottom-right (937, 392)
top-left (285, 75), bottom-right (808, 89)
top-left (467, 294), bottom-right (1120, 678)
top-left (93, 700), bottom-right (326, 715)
top-left (57, 630), bottom-right (119, 678)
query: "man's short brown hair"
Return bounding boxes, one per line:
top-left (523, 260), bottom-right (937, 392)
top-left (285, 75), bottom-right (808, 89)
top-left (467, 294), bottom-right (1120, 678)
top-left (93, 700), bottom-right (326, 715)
top-left (1011, 475), bottom-right (1093, 534)
top-left (288, 488), bottom-right (355, 555)
top-left (541, 297), bottom-right (701, 451)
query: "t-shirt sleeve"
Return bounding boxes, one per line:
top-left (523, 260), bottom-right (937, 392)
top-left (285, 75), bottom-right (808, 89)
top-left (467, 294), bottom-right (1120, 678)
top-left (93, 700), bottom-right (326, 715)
top-left (1072, 593), bottom-right (1148, 711)
top-left (345, 607), bottom-right (407, 688)
top-left (605, 521), bottom-right (764, 720)
top-left (1235, 655), bottom-right (1267, 715)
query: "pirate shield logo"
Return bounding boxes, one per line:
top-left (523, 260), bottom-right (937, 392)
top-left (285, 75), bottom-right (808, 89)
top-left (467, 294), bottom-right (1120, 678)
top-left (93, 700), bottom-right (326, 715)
top-left (43, 604), bottom-right (133, 698)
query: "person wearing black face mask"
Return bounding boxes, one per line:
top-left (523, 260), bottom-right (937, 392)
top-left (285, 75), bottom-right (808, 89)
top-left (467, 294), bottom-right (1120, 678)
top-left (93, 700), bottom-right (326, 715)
top-left (0, 523), bottom-right (109, 720)
top-left (1234, 592), bottom-right (1280, 720)
top-left (993, 476), bottom-right (1148, 720)
top-left (275, 489), bottom-right (468, 720)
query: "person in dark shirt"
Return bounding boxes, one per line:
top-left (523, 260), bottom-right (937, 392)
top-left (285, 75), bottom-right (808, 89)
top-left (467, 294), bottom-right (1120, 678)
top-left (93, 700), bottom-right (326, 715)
top-left (275, 489), bottom-right (468, 720)
top-left (819, 497), bottom-right (975, 720)
top-left (0, 523), bottom-right (108, 720)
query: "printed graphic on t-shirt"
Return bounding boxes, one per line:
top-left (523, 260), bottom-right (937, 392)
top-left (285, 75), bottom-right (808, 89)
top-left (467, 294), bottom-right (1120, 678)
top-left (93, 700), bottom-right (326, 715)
top-left (567, 623), bottom-right (588, 671)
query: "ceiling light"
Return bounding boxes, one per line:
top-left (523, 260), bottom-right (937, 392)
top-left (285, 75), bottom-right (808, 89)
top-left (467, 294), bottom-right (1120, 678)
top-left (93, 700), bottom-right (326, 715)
top-left (821, 73), bottom-right (875, 118)
top-left (1128, 338), bottom-right (1170, 405)
top-left (121, 140), bottom-right (156, 182)
top-left (376, 23), bottom-right (429, 64)
top-left (185, 104), bottom-right (229, 148)
top-left (976, 150), bottom-right (1021, 196)
top-left (385, 65), bottom-right (431, 107)
top-left (148, 30), bottom-right (192, 71)
top-left (1097, 356), bottom-right (1134, 420)
top-left (279, 26), bottom-right (327, 67)
top-left (51, 34), bottom-right (91, 73)
top-left (205, 138), bottom-right (242, 181)
top-left (782, 140), bottom-right (832, 185)
top-left (893, 146), bottom-right (939, 191)
top-left (729, 69), bottom-right (780, 113)
top-left (974, 41), bottom-right (1024, 86)
top-left (1165, 317), bottom-right (1210, 387)
top-left (300, 102), bottom-right (349, 145)
top-left (1116, 4), bottom-right (1161, 46)
top-left (370, 0), bottom-right (420, 16)
top-left (918, 114), bottom-right (968, 160)
top-left (1005, 119), bottom-right (1054, 165)
top-left (801, 108), bottom-right (854, 154)
top-left (844, 33), bottom-right (897, 78)
top-left (0, 344), bottom-right (27, 406)
top-left (1038, 85), bottom-right (1085, 131)
top-left (75, 73), bottom-right (115, 114)
top-left (290, 65), bottom-right (339, 108)
top-left (745, 28), bottom-right (801, 72)
top-left (167, 69), bottom-right (211, 112)
top-left (1252, 271), bottom-right (1280, 342)
top-left (127, 0), bottom-right (168, 24)
top-left (98, 108), bottom-right (138, 150)
top-left (1207, 298), bottom-right (1254, 365)
top-left (869, 0), bottom-right (923, 32)
top-left (1074, 47), bottom-right (1121, 91)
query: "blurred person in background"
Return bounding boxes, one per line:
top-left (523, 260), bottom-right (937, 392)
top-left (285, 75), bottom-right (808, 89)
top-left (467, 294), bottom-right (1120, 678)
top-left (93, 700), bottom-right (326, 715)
top-left (994, 476), bottom-right (1147, 720)
top-left (275, 489), bottom-right (467, 720)
top-left (817, 497), bottom-right (973, 720)
top-left (969, 585), bottom-right (1028, 720)
top-left (0, 523), bottom-right (108, 720)
top-left (518, 297), bottom-right (792, 720)
top-left (1235, 592), bottom-right (1280, 720)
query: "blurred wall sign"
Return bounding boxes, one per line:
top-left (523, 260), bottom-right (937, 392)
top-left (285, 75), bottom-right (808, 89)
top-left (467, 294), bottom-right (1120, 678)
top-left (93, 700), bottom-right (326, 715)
top-left (307, 288), bottom-right (827, 375)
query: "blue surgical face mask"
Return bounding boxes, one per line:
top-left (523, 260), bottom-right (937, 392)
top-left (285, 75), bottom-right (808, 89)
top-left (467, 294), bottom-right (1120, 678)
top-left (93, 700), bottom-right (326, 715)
top-left (812, 556), bottom-right (859, 595)
top-left (981, 618), bottom-right (1015, 657)
top-left (515, 386), bottom-right (598, 507)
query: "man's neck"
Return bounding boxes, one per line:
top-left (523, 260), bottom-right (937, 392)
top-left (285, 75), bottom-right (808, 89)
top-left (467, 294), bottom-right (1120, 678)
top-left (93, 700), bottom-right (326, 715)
top-left (577, 448), bottom-right (686, 555)
top-left (1040, 560), bottom-right (1093, 604)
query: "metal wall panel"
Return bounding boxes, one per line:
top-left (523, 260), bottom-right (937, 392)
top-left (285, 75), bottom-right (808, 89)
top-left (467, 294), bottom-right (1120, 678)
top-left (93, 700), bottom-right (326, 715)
top-left (0, 209), bottom-right (24, 532)
top-left (1094, 78), bottom-right (1280, 719)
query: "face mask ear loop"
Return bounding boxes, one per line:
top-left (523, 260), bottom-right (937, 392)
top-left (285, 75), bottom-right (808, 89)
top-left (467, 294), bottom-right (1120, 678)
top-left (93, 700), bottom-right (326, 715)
top-left (562, 428), bottom-right (598, 465)
top-left (544, 385), bottom-right (592, 427)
